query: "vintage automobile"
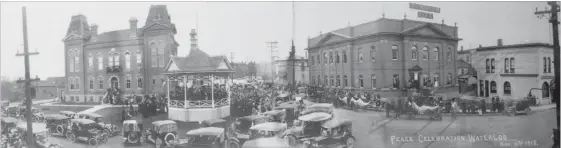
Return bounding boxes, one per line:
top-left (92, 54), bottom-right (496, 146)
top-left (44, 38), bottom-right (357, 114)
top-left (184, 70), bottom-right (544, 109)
top-left (261, 110), bottom-right (285, 123)
top-left (6, 106), bottom-right (19, 117)
top-left (122, 120), bottom-right (143, 145)
top-left (283, 112), bottom-right (333, 147)
top-left (504, 99), bottom-right (533, 116)
top-left (169, 127), bottom-right (226, 148)
top-left (66, 119), bottom-right (106, 146)
top-left (241, 137), bottom-right (290, 148)
top-left (44, 114), bottom-right (71, 138)
top-left (16, 122), bottom-right (63, 148)
top-left (1, 117), bottom-right (19, 135)
top-left (229, 122), bottom-right (287, 148)
top-left (18, 106), bottom-right (43, 122)
top-left (301, 103), bottom-right (334, 115)
top-left (77, 112), bottom-right (118, 136)
top-left (274, 102), bottom-right (300, 125)
top-left (301, 119), bottom-right (355, 148)
top-left (227, 115), bottom-right (269, 147)
top-left (201, 118), bottom-right (227, 128)
top-left (60, 111), bottom-right (77, 119)
top-left (146, 120), bottom-right (178, 148)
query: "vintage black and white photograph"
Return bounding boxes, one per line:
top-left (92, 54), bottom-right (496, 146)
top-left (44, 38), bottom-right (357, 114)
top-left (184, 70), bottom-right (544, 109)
top-left (0, 1), bottom-right (559, 148)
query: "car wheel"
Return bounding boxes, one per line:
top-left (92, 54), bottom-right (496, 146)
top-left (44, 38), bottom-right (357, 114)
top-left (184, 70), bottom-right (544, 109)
top-left (127, 133), bottom-right (139, 144)
top-left (525, 108), bottom-right (532, 115)
top-left (286, 135), bottom-right (297, 147)
top-left (88, 138), bottom-right (98, 146)
top-left (345, 137), bottom-right (355, 148)
top-left (103, 129), bottom-right (110, 136)
top-left (68, 134), bottom-right (76, 143)
top-left (227, 140), bottom-right (240, 148)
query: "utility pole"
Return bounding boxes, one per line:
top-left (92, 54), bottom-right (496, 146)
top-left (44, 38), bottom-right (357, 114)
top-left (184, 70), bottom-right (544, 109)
top-left (290, 1), bottom-right (297, 91)
top-left (15, 7), bottom-right (40, 148)
top-left (535, 1), bottom-right (560, 141)
top-left (266, 41), bottom-right (278, 85)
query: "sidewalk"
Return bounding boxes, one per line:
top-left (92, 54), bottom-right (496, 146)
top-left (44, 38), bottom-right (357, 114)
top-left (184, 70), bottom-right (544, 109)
top-left (8, 98), bottom-right (55, 107)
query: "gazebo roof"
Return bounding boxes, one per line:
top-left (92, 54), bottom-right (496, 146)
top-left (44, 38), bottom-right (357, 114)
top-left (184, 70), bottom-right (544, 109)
top-left (165, 48), bottom-right (234, 74)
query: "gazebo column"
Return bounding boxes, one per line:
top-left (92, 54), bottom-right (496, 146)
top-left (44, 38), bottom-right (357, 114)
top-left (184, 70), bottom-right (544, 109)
top-left (183, 75), bottom-right (188, 109)
top-left (228, 74), bottom-right (231, 105)
top-left (167, 77), bottom-right (170, 108)
top-left (211, 74), bottom-right (215, 108)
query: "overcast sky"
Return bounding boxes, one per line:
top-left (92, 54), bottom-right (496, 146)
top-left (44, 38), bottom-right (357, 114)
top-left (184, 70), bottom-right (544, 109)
top-left (0, 1), bottom-right (554, 80)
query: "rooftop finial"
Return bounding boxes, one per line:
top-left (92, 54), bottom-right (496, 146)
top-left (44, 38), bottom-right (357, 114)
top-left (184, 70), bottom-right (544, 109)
top-left (404, 13), bottom-right (407, 19)
top-left (454, 22), bottom-right (457, 27)
top-left (442, 19), bottom-right (445, 25)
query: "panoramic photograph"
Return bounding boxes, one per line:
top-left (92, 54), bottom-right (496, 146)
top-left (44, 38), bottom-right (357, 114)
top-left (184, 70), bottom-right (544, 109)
top-left (0, 1), bottom-right (559, 148)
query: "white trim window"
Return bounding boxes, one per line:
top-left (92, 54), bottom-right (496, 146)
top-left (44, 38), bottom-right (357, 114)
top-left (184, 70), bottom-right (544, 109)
top-left (433, 47), bottom-right (439, 61)
top-left (88, 55), bottom-right (93, 70)
top-left (74, 56), bottom-right (80, 72)
top-left (137, 51), bottom-right (142, 69)
top-left (113, 53), bottom-right (120, 66)
top-left (422, 46), bottom-right (429, 60)
top-left (391, 45), bottom-right (398, 60)
top-left (137, 75), bottom-right (143, 89)
top-left (99, 77), bottom-right (104, 90)
top-left (157, 41), bottom-right (166, 67)
top-left (370, 46), bottom-right (376, 61)
top-left (126, 75), bottom-right (132, 89)
top-left (125, 52), bottom-right (131, 70)
top-left (98, 55), bottom-right (103, 70)
top-left (411, 46), bottom-right (418, 60)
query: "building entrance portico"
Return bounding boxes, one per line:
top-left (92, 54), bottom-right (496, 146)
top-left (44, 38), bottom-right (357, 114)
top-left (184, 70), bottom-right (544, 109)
top-left (408, 65), bottom-right (422, 90)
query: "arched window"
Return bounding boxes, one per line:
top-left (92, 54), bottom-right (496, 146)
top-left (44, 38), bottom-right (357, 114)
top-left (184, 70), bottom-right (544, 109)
top-left (88, 55), bottom-right (93, 70)
top-left (547, 57), bottom-right (551, 73)
top-left (125, 52), bottom-right (131, 70)
top-left (543, 82), bottom-right (550, 97)
top-left (343, 75), bottom-right (348, 87)
top-left (150, 42), bottom-right (157, 67)
top-left (358, 50), bottom-right (363, 62)
top-left (70, 58), bottom-right (75, 72)
top-left (75, 77), bottom-right (80, 89)
top-left (370, 46), bottom-right (376, 61)
top-left (343, 51), bottom-right (347, 63)
top-left (490, 81), bottom-right (497, 94)
top-left (411, 46), bottom-right (418, 60)
top-left (485, 59), bottom-right (490, 73)
top-left (336, 52), bottom-right (340, 63)
top-left (391, 45), bottom-right (398, 60)
top-left (74, 56), bottom-right (80, 72)
top-left (330, 76), bottom-right (334, 86)
top-left (503, 81), bottom-right (511, 95)
top-left (447, 73), bottom-right (452, 85)
top-left (336, 75), bottom-right (340, 87)
top-left (324, 76), bottom-right (328, 86)
top-left (359, 75), bottom-right (364, 88)
top-left (113, 53), bottom-right (120, 66)
top-left (393, 74), bottom-right (400, 88)
top-left (137, 76), bottom-right (143, 89)
top-left (490, 58), bottom-right (495, 73)
top-left (504, 58), bottom-right (510, 73)
top-left (509, 58), bottom-right (515, 73)
top-left (329, 52), bottom-right (333, 63)
top-left (98, 55), bottom-right (103, 70)
top-left (543, 57), bottom-right (547, 73)
top-left (318, 76), bottom-right (321, 85)
top-left (324, 53), bottom-right (328, 65)
top-left (422, 46), bottom-right (429, 60)
top-left (89, 78), bottom-right (94, 90)
top-left (447, 47), bottom-right (452, 61)
top-left (157, 41), bottom-right (166, 67)
top-left (433, 47), bottom-right (439, 60)
top-left (136, 51), bottom-right (142, 69)
top-left (371, 74), bottom-right (376, 88)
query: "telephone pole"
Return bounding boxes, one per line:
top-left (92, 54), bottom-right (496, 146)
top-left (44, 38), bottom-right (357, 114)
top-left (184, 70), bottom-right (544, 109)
top-left (290, 1), bottom-right (297, 91)
top-left (15, 7), bottom-right (40, 148)
top-left (535, 1), bottom-right (560, 135)
top-left (266, 41), bottom-right (278, 84)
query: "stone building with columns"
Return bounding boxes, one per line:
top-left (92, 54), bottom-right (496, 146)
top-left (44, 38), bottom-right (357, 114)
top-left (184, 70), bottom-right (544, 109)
top-left (62, 5), bottom-right (179, 103)
top-left (306, 17), bottom-right (461, 96)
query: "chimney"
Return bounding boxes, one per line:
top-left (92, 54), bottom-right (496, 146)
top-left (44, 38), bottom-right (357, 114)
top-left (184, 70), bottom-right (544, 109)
top-left (497, 39), bottom-right (503, 46)
top-left (479, 44), bottom-right (482, 48)
top-left (129, 17), bottom-right (138, 39)
top-left (461, 46), bottom-right (463, 51)
top-left (90, 24), bottom-right (98, 37)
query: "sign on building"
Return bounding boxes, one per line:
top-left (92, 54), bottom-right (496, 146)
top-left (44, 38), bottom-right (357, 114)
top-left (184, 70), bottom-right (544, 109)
top-left (409, 3), bottom-right (441, 20)
top-left (418, 11), bottom-right (434, 19)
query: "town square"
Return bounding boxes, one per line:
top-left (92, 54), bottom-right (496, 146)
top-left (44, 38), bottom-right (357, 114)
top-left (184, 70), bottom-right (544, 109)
top-left (0, 1), bottom-right (559, 148)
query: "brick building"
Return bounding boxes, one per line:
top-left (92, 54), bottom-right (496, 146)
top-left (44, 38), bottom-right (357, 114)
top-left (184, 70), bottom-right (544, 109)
top-left (460, 41), bottom-right (554, 103)
top-left (62, 5), bottom-right (179, 103)
top-left (306, 18), bottom-right (461, 95)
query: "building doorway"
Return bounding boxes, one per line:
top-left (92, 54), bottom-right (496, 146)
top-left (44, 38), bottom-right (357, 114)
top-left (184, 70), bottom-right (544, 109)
top-left (542, 82), bottom-right (550, 98)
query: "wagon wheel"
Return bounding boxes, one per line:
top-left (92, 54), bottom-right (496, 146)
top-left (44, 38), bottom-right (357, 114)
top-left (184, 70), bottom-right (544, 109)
top-left (68, 134), bottom-right (77, 143)
top-left (525, 108), bottom-right (532, 115)
top-left (227, 140), bottom-right (240, 148)
top-left (346, 137), bottom-right (356, 148)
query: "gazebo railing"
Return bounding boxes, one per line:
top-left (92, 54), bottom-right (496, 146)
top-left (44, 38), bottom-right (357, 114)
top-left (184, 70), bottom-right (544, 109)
top-left (169, 98), bottom-right (230, 108)
top-left (170, 100), bottom-right (185, 108)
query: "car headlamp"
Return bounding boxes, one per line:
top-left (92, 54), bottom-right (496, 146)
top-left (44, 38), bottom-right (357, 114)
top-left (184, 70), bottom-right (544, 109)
top-left (312, 142), bottom-right (319, 147)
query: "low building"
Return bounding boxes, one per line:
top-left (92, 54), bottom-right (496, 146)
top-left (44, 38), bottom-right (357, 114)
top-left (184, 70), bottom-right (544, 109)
top-left (461, 40), bottom-right (554, 103)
